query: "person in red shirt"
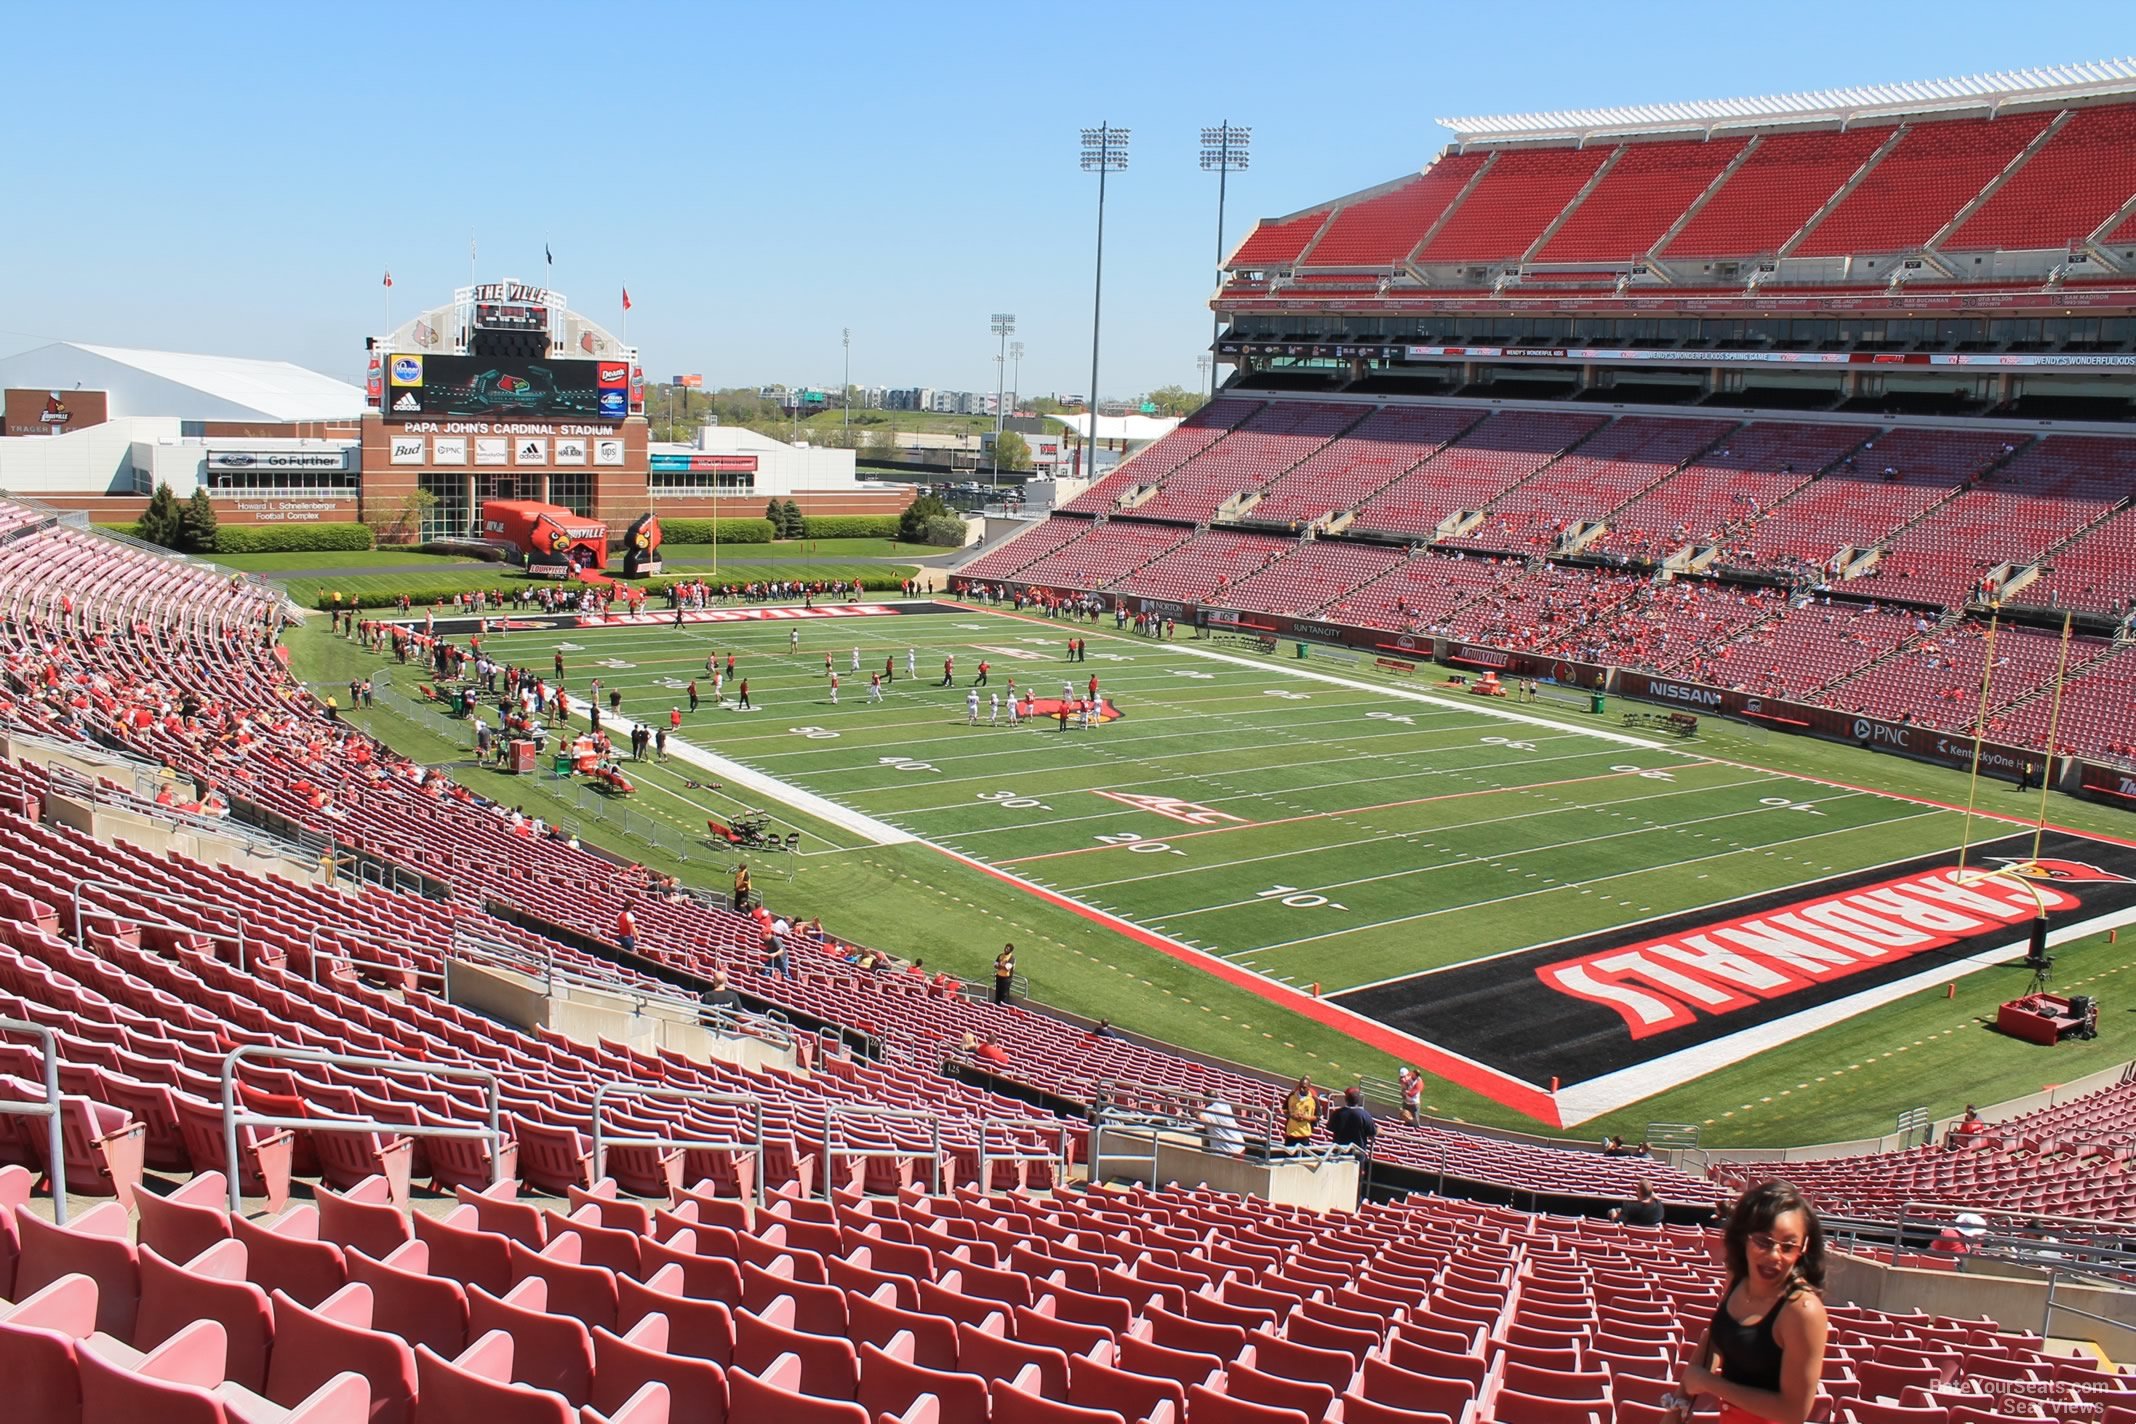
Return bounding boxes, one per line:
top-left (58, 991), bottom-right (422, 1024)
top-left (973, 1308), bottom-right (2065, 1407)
top-left (669, 707), bottom-right (683, 731)
top-left (616, 903), bottom-right (638, 953)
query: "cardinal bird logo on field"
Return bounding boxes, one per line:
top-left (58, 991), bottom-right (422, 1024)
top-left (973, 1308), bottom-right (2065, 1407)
top-left (1991, 857), bottom-right (2136, 885)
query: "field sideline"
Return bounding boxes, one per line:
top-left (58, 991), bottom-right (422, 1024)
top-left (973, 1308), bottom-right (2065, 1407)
top-left (393, 599), bottom-right (2130, 1132)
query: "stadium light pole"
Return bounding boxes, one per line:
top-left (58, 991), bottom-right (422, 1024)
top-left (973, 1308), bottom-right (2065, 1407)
top-left (1196, 354), bottom-right (1212, 392)
top-left (1081, 124), bottom-right (1129, 481)
top-left (1200, 123), bottom-right (1250, 401)
top-left (842, 327), bottom-right (851, 436)
top-left (990, 313), bottom-right (1015, 486)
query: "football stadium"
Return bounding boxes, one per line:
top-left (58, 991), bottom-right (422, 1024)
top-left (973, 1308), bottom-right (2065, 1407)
top-left (3, 39), bottom-right (2136, 1424)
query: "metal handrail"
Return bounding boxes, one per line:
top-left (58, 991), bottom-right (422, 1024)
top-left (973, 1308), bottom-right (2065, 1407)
top-left (217, 1044), bottom-right (505, 1212)
top-left (976, 1117), bottom-right (1071, 1191)
top-left (308, 926), bottom-right (446, 991)
top-left (0, 1016), bottom-right (66, 1223)
top-left (590, 1084), bottom-right (768, 1207)
top-left (821, 1104), bottom-right (944, 1199)
top-left (71, 879), bottom-right (249, 972)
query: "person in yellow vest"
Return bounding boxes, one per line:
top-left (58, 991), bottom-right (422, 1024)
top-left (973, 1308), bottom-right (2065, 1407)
top-left (1281, 1077), bottom-right (1320, 1152)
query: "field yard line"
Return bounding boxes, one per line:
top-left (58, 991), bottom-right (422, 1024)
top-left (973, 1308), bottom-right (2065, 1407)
top-left (1065, 773), bottom-right (1783, 891)
top-left (942, 605), bottom-right (2136, 855)
top-left (920, 840), bottom-right (1567, 1124)
top-left (994, 765), bottom-right (1675, 864)
top-left (732, 711), bottom-right (1536, 779)
top-left (944, 603), bottom-right (1673, 751)
top-left (1238, 806), bottom-right (1939, 962)
top-left (1167, 785), bottom-right (1872, 925)
top-left (719, 694), bottom-right (1501, 763)
top-left (601, 714), bottom-right (915, 847)
top-left (889, 741), bottom-right (1646, 824)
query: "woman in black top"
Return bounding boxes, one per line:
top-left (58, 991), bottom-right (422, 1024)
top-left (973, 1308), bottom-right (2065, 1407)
top-left (1671, 1179), bottom-right (1830, 1424)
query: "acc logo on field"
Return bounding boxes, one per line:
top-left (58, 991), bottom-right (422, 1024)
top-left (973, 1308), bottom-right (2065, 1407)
top-left (389, 355), bottom-right (424, 386)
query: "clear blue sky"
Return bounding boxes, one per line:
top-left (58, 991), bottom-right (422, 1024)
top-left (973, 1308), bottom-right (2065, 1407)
top-left (3, 2), bottom-right (2132, 401)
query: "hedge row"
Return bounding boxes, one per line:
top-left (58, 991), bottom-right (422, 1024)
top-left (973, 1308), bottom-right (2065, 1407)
top-left (799, 515), bottom-right (902, 539)
top-left (95, 521), bottom-right (375, 554)
top-left (315, 569), bottom-right (914, 611)
top-left (660, 518), bottom-right (774, 545)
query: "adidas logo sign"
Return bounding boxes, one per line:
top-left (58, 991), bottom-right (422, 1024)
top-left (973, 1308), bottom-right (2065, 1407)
top-left (392, 392), bottom-right (419, 412)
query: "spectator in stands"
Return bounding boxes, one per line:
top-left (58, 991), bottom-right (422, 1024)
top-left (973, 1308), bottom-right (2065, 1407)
top-left (614, 902), bottom-right (637, 954)
top-left (974, 1039), bottom-right (1010, 1067)
top-left (1945, 1104), bottom-right (1989, 1150)
top-left (732, 861), bottom-right (750, 911)
top-left (700, 969), bottom-right (739, 1018)
top-left (1200, 1096), bottom-right (1245, 1158)
top-left (1281, 1077), bottom-right (1320, 1152)
top-left (993, 944), bottom-right (1016, 1005)
top-left (1670, 1179), bottom-right (1830, 1424)
top-left (1398, 1066), bottom-right (1423, 1125)
top-left (1327, 1087), bottom-right (1377, 1155)
top-left (1933, 1211), bottom-right (1987, 1258)
top-left (1612, 1180), bottom-right (1665, 1227)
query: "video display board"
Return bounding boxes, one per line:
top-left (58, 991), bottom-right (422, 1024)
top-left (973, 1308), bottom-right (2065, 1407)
top-left (383, 353), bottom-right (629, 421)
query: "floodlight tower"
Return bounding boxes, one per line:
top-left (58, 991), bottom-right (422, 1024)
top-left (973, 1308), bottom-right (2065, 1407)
top-left (1009, 341), bottom-right (1024, 417)
top-left (842, 327), bottom-right (851, 435)
top-left (990, 313), bottom-right (1016, 484)
top-left (1081, 124), bottom-right (1129, 478)
top-left (1200, 122), bottom-right (1250, 400)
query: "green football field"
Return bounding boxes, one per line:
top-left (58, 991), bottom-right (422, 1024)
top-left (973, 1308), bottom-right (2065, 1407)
top-left (304, 601), bottom-right (2136, 1144)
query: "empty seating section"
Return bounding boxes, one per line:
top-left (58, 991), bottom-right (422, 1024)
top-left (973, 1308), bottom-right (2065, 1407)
top-left (1353, 410), bottom-right (1607, 539)
top-left (957, 517), bottom-right (1095, 583)
top-left (1823, 622), bottom-right (2074, 731)
top-left (1130, 403), bottom-right (1363, 524)
top-left (1722, 428), bottom-right (2010, 575)
top-left (1860, 435), bottom-right (2135, 605)
top-left (1295, 154), bottom-right (1487, 268)
top-left (1114, 532), bottom-right (1294, 605)
top-left (1220, 541), bottom-right (1408, 617)
top-left (1796, 114), bottom-right (2053, 256)
top-left (1664, 128), bottom-right (1887, 257)
top-left (1697, 601), bottom-right (1930, 703)
top-left (1417, 147), bottom-right (1611, 262)
top-left (1246, 406), bottom-right (1483, 527)
top-left (1448, 417), bottom-right (1734, 551)
top-left (1978, 640), bottom-right (2135, 762)
top-left (1717, 1075), bottom-right (2136, 1221)
top-left (17, 1175), bottom-right (2129, 1424)
top-left (1538, 138), bottom-right (1745, 262)
top-left (1599, 422), bottom-right (1858, 559)
top-left (1949, 105), bottom-right (2136, 249)
top-left (2012, 506), bottom-right (2136, 616)
top-left (1226, 208), bottom-right (1332, 268)
top-left (1009, 521), bottom-right (1195, 591)
top-left (1060, 399), bottom-right (1261, 515)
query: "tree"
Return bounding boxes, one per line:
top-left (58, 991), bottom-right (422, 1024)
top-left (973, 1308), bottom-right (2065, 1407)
top-left (898, 492), bottom-right (954, 544)
top-left (763, 499), bottom-right (782, 529)
top-left (178, 488), bottom-right (220, 553)
top-left (137, 482), bottom-right (183, 548)
top-left (992, 430), bottom-right (1032, 472)
top-left (371, 487), bottom-right (436, 545)
top-left (863, 427), bottom-right (902, 463)
top-left (1143, 385), bottom-right (1206, 419)
top-left (780, 500), bottom-right (805, 538)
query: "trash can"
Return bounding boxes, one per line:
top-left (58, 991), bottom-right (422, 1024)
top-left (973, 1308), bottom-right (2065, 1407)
top-left (1295, 642), bottom-right (1308, 660)
top-left (1589, 691), bottom-right (1607, 714)
top-left (552, 752), bottom-right (574, 776)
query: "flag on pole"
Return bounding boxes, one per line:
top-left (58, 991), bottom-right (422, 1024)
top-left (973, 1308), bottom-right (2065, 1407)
top-left (545, 243), bottom-right (553, 268)
top-left (382, 270), bottom-right (393, 288)
top-left (622, 286), bottom-right (632, 312)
